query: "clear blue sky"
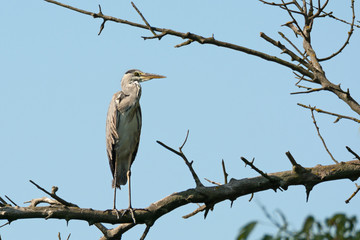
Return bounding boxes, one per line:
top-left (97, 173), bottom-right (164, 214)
top-left (1, 1), bottom-right (359, 239)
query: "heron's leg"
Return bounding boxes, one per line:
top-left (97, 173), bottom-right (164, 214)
top-left (113, 171), bottom-right (118, 209)
top-left (113, 186), bottom-right (117, 209)
top-left (127, 169), bottom-right (132, 209)
top-left (127, 169), bottom-right (136, 223)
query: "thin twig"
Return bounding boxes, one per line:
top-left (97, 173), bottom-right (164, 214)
top-left (204, 178), bottom-right (221, 186)
top-left (157, 131), bottom-right (204, 187)
top-left (139, 225), bottom-right (151, 240)
top-left (131, 2), bottom-right (157, 37)
top-left (240, 157), bottom-right (282, 191)
top-left (0, 197), bottom-right (8, 206)
top-left (174, 39), bottom-right (194, 48)
top-left (310, 109), bottom-right (338, 164)
top-left (318, 0), bottom-right (356, 61)
top-left (278, 31), bottom-right (309, 63)
top-left (345, 183), bottom-right (360, 203)
top-left (222, 159), bottom-right (229, 184)
top-left (291, 87), bottom-right (325, 94)
top-left (182, 205), bottom-right (206, 219)
top-left (29, 180), bottom-right (79, 207)
top-left (5, 195), bottom-right (18, 207)
top-left (298, 103), bottom-right (360, 123)
top-left (0, 222), bottom-right (9, 228)
top-left (44, 0), bottom-right (313, 79)
top-left (260, 32), bottom-right (309, 67)
top-left (346, 146), bottom-right (360, 161)
top-left (281, 0), bottom-right (306, 38)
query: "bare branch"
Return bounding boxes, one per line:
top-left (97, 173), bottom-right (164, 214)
top-left (29, 180), bottom-right (78, 207)
top-left (260, 32), bottom-right (310, 68)
top-left (345, 183), bottom-right (360, 203)
top-left (157, 132), bottom-right (204, 187)
top-left (131, 2), bottom-right (157, 37)
top-left (318, 0), bottom-right (355, 61)
top-left (278, 31), bottom-right (309, 62)
top-left (297, 103), bottom-right (360, 124)
top-left (310, 109), bottom-right (338, 164)
top-left (241, 157), bottom-right (283, 191)
top-left (44, 0), bottom-right (314, 78)
top-left (204, 178), bottom-right (221, 186)
top-left (291, 87), bottom-right (325, 95)
top-left (139, 225), bottom-right (151, 240)
top-left (346, 146), bottom-right (360, 161)
top-left (222, 159), bottom-right (229, 184)
top-left (4, 196), bottom-right (18, 207)
top-left (182, 204), bottom-right (206, 219)
top-left (2, 161), bottom-right (360, 229)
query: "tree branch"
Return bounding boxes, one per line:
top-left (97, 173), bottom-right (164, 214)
top-left (2, 160), bottom-right (360, 225)
top-left (44, 0), bottom-right (313, 78)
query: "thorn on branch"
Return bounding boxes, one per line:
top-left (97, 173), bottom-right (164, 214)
top-left (240, 157), bottom-right (283, 191)
top-left (248, 193), bottom-right (254, 202)
top-left (305, 184), bottom-right (314, 202)
top-left (203, 204), bottom-right (214, 219)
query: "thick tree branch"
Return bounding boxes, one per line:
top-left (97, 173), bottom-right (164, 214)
top-left (2, 160), bottom-right (360, 226)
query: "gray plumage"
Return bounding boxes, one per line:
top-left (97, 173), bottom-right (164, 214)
top-left (105, 69), bottom-right (165, 209)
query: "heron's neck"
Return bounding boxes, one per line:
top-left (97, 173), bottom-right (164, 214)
top-left (121, 82), bottom-right (142, 98)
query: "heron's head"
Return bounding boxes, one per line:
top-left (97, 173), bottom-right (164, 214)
top-left (122, 69), bottom-right (166, 86)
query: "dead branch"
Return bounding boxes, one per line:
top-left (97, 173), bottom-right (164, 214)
top-left (346, 146), bottom-right (360, 161)
top-left (157, 130), bottom-right (204, 188)
top-left (298, 103), bottom-right (360, 123)
top-left (318, 0), bottom-right (356, 61)
top-left (310, 109), bottom-right (338, 164)
top-left (345, 183), bottom-right (360, 203)
top-left (2, 160), bottom-right (360, 225)
top-left (44, 0), bottom-right (360, 116)
top-left (222, 159), bottom-right (229, 184)
top-left (44, 0), bottom-right (313, 78)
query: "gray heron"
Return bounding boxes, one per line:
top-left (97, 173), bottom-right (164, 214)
top-left (106, 69), bottom-right (165, 217)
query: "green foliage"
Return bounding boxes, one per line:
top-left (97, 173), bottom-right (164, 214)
top-left (236, 213), bottom-right (360, 240)
top-left (237, 221), bottom-right (258, 240)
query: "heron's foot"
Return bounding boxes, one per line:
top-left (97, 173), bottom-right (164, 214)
top-left (104, 208), bottom-right (121, 219)
top-left (121, 207), bottom-right (136, 223)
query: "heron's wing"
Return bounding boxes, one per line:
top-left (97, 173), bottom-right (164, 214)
top-left (106, 91), bottom-right (124, 176)
top-left (130, 106), bottom-right (142, 166)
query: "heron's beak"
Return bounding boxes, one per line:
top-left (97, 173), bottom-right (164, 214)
top-left (140, 73), bottom-right (166, 82)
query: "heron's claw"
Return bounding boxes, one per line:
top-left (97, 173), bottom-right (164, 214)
top-left (121, 207), bottom-right (136, 223)
top-left (104, 208), bottom-right (121, 219)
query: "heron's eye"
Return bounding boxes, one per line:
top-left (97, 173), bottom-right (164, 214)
top-left (134, 72), bottom-right (140, 77)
